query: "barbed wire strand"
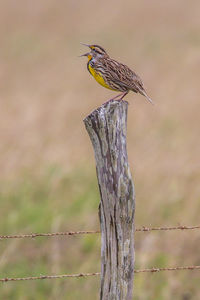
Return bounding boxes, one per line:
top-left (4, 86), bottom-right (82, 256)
top-left (0, 230), bottom-right (100, 240)
top-left (1, 225), bottom-right (200, 240)
top-left (1, 266), bottom-right (200, 282)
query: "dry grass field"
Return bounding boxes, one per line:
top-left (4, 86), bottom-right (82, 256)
top-left (0, 1), bottom-right (200, 299)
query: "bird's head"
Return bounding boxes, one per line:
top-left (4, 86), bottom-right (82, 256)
top-left (80, 43), bottom-right (108, 61)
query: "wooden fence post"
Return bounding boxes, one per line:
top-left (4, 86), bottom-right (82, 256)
top-left (84, 99), bottom-right (135, 300)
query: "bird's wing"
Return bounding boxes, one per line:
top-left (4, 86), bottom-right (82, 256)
top-left (102, 59), bottom-right (154, 104)
top-left (103, 59), bottom-right (144, 93)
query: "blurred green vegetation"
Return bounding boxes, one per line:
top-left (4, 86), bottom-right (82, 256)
top-left (0, 166), bottom-right (101, 300)
top-left (1, 165), bottom-right (200, 299)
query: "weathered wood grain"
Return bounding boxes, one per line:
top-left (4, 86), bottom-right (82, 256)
top-left (84, 99), bottom-right (135, 300)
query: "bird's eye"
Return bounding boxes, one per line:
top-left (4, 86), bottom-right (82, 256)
top-left (94, 48), bottom-right (101, 54)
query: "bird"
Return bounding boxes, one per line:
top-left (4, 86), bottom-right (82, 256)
top-left (80, 43), bottom-right (153, 104)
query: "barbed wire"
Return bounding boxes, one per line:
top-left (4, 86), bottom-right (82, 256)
top-left (1, 265), bottom-right (200, 282)
top-left (0, 230), bottom-right (100, 240)
top-left (134, 265), bottom-right (200, 273)
top-left (0, 272), bottom-right (100, 282)
top-left (136, 225), bottom-right (200, 232)
top-left (0, 225), bottom-right (200, 240)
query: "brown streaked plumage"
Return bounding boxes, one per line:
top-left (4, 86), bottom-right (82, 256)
top-left (80, 43), bottom-right (153, 103)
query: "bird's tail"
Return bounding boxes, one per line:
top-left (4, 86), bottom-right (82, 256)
top-left (138, 87), bottom-right (154, 105)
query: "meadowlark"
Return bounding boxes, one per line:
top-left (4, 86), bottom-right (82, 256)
top-left (80, 43), bottom-right (153, 104)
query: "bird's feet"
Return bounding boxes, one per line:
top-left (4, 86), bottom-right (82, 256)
top-left (103, 92), bottom-right (128, 105)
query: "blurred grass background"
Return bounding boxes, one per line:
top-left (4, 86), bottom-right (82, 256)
top-left (0, 0), bottom-right (200, 299)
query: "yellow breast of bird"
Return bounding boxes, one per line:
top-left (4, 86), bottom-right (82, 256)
top-left (88, 64), bottom-right (115, 90)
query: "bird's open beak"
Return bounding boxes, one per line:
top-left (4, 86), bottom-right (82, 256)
top-left (80, 42), bottom-right (91, 48)
top-left (79, 52), bottom-right (90, 57)
top-left (79, 43), bottom-right (92, 57)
